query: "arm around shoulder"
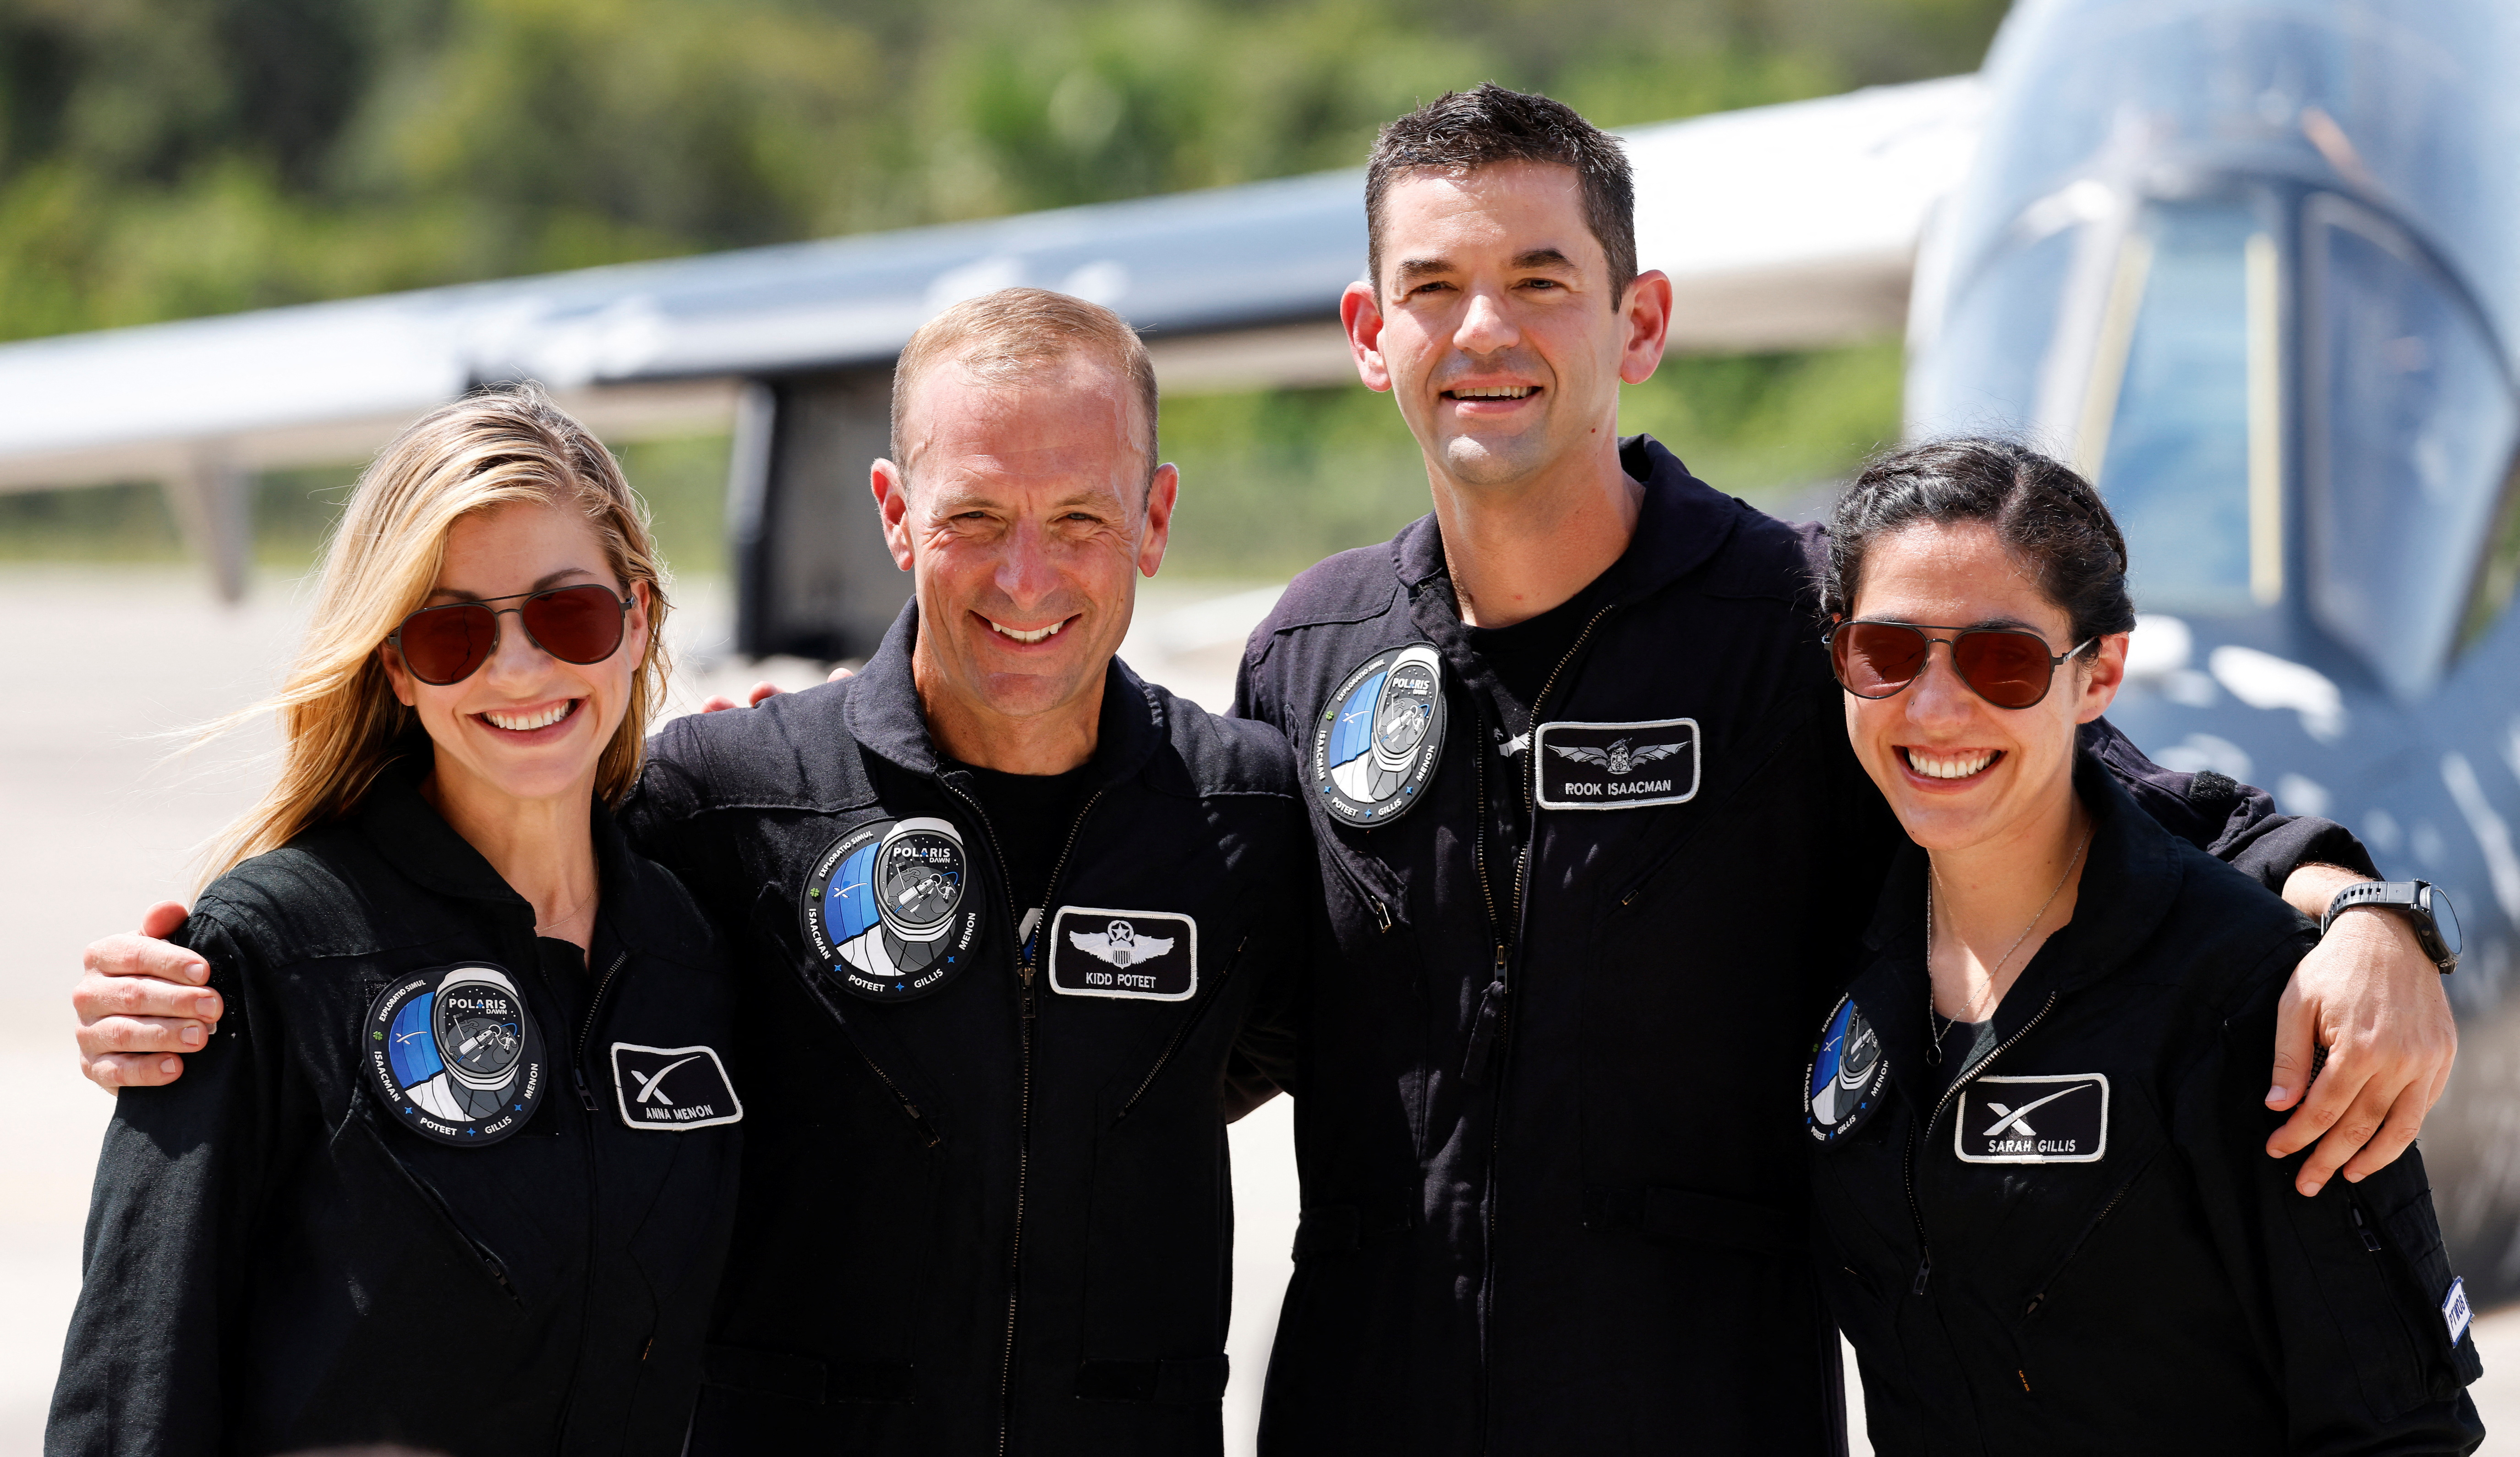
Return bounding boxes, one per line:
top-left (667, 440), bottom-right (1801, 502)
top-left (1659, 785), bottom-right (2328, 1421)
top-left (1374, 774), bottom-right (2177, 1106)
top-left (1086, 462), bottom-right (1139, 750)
top-left (2177, 938), bottom-right (2484, 1456)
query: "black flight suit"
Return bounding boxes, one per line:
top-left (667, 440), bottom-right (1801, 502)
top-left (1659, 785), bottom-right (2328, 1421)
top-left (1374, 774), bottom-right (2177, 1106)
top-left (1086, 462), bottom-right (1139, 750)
top-left (619, 604), bottom-right (1308, 1456)
top-left (1813, 754), bottom-right (2482, 1455)
top-left (49, 759), bottom-right (746, 1457)
top-left (1232, 435), bottom-right (2374, 1456)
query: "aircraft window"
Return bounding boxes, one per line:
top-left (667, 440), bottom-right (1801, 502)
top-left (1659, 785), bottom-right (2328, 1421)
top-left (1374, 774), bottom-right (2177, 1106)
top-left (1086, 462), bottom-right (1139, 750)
top-left (2304, 194), bottom-right (2519, 698)
top-left (1907, 225), bottom-right (2076, 440)
top-left (2086, 202), bottom-right (2279, 617)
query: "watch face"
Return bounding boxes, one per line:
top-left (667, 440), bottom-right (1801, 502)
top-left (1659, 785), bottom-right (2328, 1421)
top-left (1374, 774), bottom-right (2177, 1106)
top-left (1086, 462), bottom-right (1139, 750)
top-left (2420, 883), bottom-right (2462, 966)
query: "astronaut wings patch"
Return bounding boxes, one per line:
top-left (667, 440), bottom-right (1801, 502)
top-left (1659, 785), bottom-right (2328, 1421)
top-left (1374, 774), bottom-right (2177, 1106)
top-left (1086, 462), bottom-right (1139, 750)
top-left (1047, 907), bottom-right (1198, 1001)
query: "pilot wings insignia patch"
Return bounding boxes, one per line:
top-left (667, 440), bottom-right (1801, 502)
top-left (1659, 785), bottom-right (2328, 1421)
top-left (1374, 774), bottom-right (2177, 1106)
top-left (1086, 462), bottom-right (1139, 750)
top-left (1534, 718), bottom-right (1702, 810)
top-left (1047, 907), bottom-right (1197, 1001)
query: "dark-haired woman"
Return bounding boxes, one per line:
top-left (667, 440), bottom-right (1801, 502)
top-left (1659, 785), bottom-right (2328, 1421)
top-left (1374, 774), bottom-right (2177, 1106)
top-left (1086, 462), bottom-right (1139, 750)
top-left (49, 388), bottom-right (744, 1456)
top-left (1803, 439), bottom-right (2482, 1453)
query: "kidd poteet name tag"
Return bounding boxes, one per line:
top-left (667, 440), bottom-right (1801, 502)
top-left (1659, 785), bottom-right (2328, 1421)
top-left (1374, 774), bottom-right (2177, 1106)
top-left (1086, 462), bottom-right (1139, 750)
top-left (1047, 907), bottom-right (1198, 1001)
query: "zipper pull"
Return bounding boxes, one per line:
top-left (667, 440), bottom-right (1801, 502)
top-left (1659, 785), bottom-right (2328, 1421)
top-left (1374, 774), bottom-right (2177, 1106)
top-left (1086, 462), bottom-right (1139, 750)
top-left (1460, 946), bottom-right (1511, 1086)
top-left (1912, 1257), bottom-right (1933, 1296)
top-left (573, 1066), bottom-right (597, 1112)
top-left (1020, 963), bottom-right (1038, 1020)
top-left (1370, 898), bottom-right (1393, 934)
top-left (2351, 1203), bottom-right (2383, 1253)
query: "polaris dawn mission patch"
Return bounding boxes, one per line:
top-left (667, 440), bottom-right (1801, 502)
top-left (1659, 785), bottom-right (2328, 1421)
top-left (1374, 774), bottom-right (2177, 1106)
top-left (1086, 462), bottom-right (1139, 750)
top-left (1314, 643), bottom-right (1447, 827)
top-left (802, 816), bottom-right (986, 1003)
top-left (1805, 993), bottom-right (1889, 1145)
top-left (365, 965), bottom-right (546, 1147)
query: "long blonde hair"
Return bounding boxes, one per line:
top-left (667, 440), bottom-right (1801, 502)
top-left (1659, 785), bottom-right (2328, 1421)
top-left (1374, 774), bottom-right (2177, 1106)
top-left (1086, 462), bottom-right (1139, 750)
top-left (202, 385), bottom-right (673, 882)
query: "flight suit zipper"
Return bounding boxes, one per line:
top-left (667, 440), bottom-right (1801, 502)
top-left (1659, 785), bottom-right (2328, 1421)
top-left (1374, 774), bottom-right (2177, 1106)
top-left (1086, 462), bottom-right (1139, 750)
top-left (1904, 990), bottom-right (2059, 1294)
top-left (1467, 602), bottom-right (1613, 1452)
top-left (550, 941), bottom-right (629, 1450)
top-left (943, 776), bottom-right (1103, 1457)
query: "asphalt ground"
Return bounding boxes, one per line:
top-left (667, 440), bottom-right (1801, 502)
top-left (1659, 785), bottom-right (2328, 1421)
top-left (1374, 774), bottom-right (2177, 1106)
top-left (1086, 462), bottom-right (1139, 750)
top-left (3, 563), bottom-right (2513, 1454)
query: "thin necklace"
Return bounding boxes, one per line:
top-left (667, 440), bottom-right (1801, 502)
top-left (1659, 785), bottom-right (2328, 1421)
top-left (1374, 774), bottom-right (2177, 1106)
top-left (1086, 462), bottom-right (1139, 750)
top-left (1925, 826), bottom-right (2093, 1066)
top-left (535, 882), bottom-right (597, 936)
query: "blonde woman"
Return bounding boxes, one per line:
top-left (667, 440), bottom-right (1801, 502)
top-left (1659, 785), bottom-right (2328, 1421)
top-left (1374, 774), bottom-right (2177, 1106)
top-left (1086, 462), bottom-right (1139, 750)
top-left (49, 387), bottom-right (745, 1457)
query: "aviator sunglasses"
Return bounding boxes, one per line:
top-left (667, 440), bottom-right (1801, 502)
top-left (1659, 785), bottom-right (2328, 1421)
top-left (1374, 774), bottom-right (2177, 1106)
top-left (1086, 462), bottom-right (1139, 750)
top-left (388, 583), bottom-right (633, 686)
top-left (1827, 619), bottom-right (2093, 710)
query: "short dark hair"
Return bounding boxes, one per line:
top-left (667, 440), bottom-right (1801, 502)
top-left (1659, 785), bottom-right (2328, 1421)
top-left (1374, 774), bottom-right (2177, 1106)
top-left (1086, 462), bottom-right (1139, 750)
top-left (1365, 84), bottom-right (1637, 310)
top-left (1820, 438), bottom-right (2137, 654)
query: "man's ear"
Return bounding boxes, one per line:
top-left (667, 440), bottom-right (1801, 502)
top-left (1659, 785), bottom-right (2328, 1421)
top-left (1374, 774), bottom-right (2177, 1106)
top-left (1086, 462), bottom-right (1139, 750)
top-left (871, 458), bottom-right (915, 572)
top-left (1138, 462), bottom-right (1180, 578)
top-left (1618, 269), bottom-right (1674, 386)
top-left (1341, 280), bottom-right (1393, 394)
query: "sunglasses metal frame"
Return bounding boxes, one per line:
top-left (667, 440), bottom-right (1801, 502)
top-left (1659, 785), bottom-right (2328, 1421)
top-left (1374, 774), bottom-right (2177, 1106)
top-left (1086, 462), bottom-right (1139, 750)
top-left (1825, 619), bottom-right (2094, 709)
top-left (388, 584), bottom-right (634, 687)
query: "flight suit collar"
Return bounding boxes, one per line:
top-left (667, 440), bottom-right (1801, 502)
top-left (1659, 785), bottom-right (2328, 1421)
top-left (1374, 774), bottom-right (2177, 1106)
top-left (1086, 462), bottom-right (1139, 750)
top-left (840, 598), bottom-right (1169, 793)
top-left (1388, 434), bottom-right (1747, 614)
top-left (1852, 752), bottom-right (2190, 1103)
top-left (351, 750), bottom-right (678, 940)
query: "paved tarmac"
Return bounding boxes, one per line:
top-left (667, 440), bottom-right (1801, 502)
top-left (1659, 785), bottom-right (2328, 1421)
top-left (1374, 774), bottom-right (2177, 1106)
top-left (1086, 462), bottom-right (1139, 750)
top-left (3, 562), bottom-right (2515, 1454)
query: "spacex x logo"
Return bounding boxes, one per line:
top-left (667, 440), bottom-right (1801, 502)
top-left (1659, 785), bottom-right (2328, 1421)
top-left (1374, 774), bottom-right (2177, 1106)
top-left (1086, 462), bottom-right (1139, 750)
top-left (1955, 1074), bottom-right (2109, 1164)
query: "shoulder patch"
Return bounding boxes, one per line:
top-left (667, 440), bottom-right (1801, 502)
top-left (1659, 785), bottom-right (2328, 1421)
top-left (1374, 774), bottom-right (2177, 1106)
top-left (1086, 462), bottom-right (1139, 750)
top-left (610, 1043), bottom-right (743, 1130)
top-left (364, 965), bottom-right (546, 1147)
top-left (1047, 907), bottom-right (1198, 1001)
top-left (801, 816), bottom-right (987, 1002)
top-left (1312, 643), bottom-right (1446, 827)
top-left (1806, 994), bottom-right (1889, 1145)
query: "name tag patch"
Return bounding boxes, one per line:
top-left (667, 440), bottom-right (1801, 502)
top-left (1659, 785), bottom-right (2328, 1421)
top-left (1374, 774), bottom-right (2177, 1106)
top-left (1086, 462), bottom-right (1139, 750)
top-left (1048, 907), bottom-right (1198, 1001)
top-left (1534, 719), bottom-right (1700, 810)
top-left (2444, 1276), bottom-right (2473, 1347)
top-left (610, 1043), bottom-right (744, 1131)
top-left (1954, 1074), bottom-right (2109, 1163)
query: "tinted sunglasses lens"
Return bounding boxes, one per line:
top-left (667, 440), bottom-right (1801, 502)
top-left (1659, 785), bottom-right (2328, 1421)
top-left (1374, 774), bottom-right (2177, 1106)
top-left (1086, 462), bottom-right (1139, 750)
top-left (398, 604), bottom-right (497, 684)
top-left (1952, 631), bottom-right (2054, 709)
top-left (1835, 622), bottom-right (1929, 697)
top-left (519, 585), bottom-right (625, 665)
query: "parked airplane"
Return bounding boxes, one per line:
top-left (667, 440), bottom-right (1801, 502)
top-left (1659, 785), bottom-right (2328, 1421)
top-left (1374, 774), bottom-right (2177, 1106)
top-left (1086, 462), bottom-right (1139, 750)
top-left (1907, 0), bottom-right (2520, 1297)
top-left (0, 0), bottom-right (2512, 1295)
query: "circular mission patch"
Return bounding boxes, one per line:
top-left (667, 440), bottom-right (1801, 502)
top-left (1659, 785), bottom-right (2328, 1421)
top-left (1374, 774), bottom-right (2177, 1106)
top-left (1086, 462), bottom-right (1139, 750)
top-left (1805, 993), bottom-right (1889, 1145)
top-left (1311, 642), bottom-right (1447, 828)
top-left (801, 815), bottom-right (987, 1003)
top-left (364, 965), bottom-right (546, 1147)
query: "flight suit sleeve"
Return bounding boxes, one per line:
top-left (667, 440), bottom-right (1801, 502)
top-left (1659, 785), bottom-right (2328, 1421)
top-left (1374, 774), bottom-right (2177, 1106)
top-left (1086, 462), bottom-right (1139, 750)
top-left (2177, 938), bottom-right (2485, 1457)
top-left (47, 908), bottom-right (295, 1457)
top-left (2081, 717), bottom-right (2378, 893)
top-left (1222, 803), bottom-right (1314, 1120)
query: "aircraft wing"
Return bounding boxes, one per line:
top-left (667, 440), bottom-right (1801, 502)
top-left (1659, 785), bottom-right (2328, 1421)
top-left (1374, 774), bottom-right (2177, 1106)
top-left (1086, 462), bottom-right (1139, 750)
top-left (0, 75), bottom-right (1979, 601)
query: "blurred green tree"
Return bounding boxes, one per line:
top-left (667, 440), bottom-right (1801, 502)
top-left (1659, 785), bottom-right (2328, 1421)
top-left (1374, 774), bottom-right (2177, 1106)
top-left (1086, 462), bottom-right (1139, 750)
top-left (0, 0), bottom-right (2009, 572)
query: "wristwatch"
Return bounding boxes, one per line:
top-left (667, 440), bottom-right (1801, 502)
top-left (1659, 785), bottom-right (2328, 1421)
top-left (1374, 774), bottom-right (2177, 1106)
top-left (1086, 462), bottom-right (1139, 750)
top-left (2320, 880), bottom-right (2462, 973)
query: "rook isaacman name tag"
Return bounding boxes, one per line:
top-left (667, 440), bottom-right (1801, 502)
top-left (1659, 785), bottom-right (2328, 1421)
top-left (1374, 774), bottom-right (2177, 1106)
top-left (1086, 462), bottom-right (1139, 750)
top-left (1047, 907), bottom-right (1198, 1001)
top-left (1954, 1073), bottom-right (2109, 1163)
top-left (1534, 718), bottom-right (1700, 810)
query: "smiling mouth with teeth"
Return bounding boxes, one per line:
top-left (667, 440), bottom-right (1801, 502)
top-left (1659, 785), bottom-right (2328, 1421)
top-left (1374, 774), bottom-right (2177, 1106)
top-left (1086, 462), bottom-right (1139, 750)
top-left (984, 616), bottom-right (1070, 645)
top-left (480, 700), bottom-right (578, 733)
top-left (1901, 747), bottom-right (2001, 781)
top-left (1444, 385), bottom-right (1536, 400)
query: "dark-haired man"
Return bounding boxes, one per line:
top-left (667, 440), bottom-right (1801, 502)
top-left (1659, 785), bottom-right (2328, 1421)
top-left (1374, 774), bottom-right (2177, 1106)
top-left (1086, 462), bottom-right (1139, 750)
top-left (1233, 84), bottom-right (2455, 1453)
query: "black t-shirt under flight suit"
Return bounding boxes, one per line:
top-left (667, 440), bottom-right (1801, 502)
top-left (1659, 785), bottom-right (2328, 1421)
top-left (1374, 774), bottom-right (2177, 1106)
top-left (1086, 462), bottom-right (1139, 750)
top-left (621, 603), bottom-right (1308, 1457)
top-left (1232, 434), bottom-right (2377, 1457)
top-left (49, 759), bottom-right (746, 1457)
